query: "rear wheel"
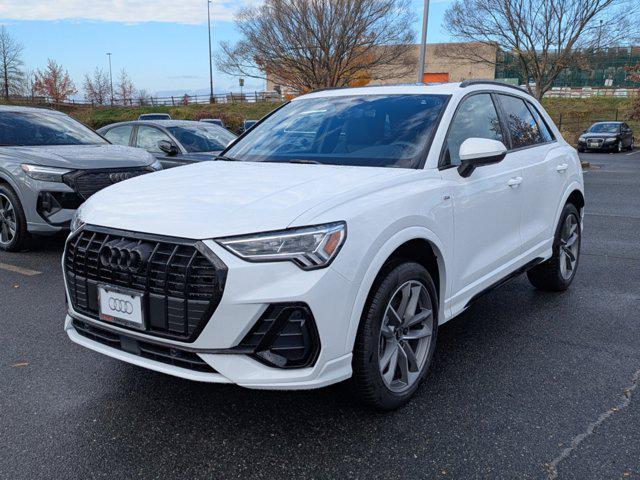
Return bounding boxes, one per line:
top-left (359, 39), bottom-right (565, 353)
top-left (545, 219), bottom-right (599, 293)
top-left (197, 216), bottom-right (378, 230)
top-left (527, 203), bottom-right (581, 291)
top-left (0, 184), bottom-right (29, 252)
top-left (352, 262), bottom-right (438, 410)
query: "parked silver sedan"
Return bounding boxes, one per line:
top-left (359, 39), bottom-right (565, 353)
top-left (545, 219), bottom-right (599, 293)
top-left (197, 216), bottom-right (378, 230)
top-left (0, 105), bottom-right (161, 251)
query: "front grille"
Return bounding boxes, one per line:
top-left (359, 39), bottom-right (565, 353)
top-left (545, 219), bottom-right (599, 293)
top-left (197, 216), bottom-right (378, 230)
top-left (72, 319), bottom-right (217, 373)
top-left (65, 227), bottom-right (227, 342)
top-left (63, 168), bottom-right (152, 200)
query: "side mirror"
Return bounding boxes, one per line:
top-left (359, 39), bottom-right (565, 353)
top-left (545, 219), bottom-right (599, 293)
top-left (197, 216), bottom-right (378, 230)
top-left (158, 140), bottom-right (179, 156)
top-left (457, 138), bottom-right (507, 178)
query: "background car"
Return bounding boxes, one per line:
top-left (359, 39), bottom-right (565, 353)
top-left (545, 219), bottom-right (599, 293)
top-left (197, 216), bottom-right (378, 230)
top-left (199, 118), bottom-right (226, 128)
top-left (577, 121), bottom-right (634, 152)
top-left (238, 119), bottom-right (258, 135)
top-left (0, 105), bottom-right (161, 251)
top-left (138, 113), bottom-right (171, 120)
top-left (98, 120), bottom-right (237, 169)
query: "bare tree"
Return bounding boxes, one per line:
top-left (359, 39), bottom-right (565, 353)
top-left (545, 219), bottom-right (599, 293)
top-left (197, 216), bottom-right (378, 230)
top-left (217, 0), bottom-right (416, 92)
top-left (0, 26), bottom-right (25, 99)
top-left (33, 59), bottom-right (77, 104)
top-left (117, 69), bottom-right (135, 105)
top-left (137, 89), bottom-right (151, 106)
top-left (83, 68), bottom-right (111, 105)
top-left (444, 0), bottom-right (639, 98)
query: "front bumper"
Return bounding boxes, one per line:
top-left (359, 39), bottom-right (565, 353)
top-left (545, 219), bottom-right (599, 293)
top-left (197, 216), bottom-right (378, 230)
top-left (577, 139), bottom-right (618, 150)
top-left (64, 238), bottom-right (355, 389)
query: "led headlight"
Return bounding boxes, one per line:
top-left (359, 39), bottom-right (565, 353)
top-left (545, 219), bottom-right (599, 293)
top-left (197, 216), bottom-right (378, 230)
top-left (217, 222), bottom-right (346, 270)
top-left (69, 209), bottom-right (85, 233)
top-left (21, 164), bottom-right (71, 182)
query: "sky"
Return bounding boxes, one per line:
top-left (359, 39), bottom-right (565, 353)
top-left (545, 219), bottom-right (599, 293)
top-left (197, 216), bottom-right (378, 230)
top-left (0, 0), bottom-right (456, 97)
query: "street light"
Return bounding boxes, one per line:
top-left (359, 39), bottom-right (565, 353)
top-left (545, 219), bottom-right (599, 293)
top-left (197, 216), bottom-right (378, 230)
top-left (207, 0), bottom-right (214, 103)
top-left (106, 52), bottom-right (114, 105)
top-left (417, 0), bottom-right (430, 83)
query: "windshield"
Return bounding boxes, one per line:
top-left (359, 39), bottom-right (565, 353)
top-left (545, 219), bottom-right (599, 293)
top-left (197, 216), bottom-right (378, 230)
top-left (167, 124), bottom-right (236, 153)
top-left (225, 94), bottom-right (449, 168)
top-left (588, 123), bottom-right (620, 133)
top-left (0, 111), bottom-right (107, 146)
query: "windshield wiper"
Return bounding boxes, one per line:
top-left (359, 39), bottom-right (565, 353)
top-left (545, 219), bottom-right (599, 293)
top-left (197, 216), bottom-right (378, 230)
top-left (215, 154), bottom-right (240, 162)
top-left (287, 159), bottom-right (322, 164)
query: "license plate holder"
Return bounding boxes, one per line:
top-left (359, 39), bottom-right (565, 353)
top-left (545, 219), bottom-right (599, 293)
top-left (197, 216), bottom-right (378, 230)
top-left (98, 285), bottom-right (145, 330)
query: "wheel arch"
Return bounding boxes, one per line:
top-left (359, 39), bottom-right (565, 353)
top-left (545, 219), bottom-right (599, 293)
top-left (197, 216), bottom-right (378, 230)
top-left (554, 182), bottom-right (585, 229)
top-left (344, 227), bottom-right (447, 354)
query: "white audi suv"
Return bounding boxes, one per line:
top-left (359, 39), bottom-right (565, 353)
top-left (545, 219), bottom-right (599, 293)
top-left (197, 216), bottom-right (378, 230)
top-left (63, 82), bottom-right (584, 410)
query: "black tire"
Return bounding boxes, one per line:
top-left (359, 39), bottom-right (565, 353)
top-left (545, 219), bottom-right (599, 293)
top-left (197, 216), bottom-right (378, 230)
top-left (527, 203), bottom-right (581, 292)
top-left (352, 261), bottom-right (438, 410)
top-left (577, 147), bottom-right (585, 153)
top-left (0, 183), bottom-right (29, 252)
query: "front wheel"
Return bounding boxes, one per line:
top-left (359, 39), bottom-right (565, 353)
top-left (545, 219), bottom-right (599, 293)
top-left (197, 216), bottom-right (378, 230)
top-left (0, 184), bottom-right (29, 252)
top-left (527, 203), bottom-right (581, 291)
top-left (352, 262), bottom-right (438, 410)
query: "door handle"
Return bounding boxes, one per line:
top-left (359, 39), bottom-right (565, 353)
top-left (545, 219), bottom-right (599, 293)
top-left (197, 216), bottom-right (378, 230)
top-left (507, 176), bottom-right (523, 188)
top-left (556, 163), bottom-right (568, 172)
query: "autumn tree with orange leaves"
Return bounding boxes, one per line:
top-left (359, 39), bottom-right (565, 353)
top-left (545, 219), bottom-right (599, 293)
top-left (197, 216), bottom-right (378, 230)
top-left (33, 59), bottom-right (77, 104)
top-left (627, 63), bottom-right (640, 119)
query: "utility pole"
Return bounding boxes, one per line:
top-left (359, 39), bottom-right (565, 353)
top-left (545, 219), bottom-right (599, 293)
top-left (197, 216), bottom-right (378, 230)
top-left (207, 0), bottom-right (214, 103)
top-left (106, 52), bottom-right (114, 105)
top-left (417, 0), bottom-right (430, 83)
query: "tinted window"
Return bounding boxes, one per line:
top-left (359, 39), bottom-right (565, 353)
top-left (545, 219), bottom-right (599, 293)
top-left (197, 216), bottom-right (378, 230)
top-left (167, 124), bottom-right (236, 153)
top-left (588, 123), bottom-right (620, 134)
top-left (225, 94), bottom-right (448, 169)
top-left (527, 103), bottom-right (554, 142)
top-left (498, 95), bottom-right (544, 148)
top-left (0, 111), bottom-right (106, 146)
top-left (444, 94), bottom-right (504, 166)
top-left (136, 126), bottom-right (171, 153)
top-left (103, 125), bottom-right (133, 146)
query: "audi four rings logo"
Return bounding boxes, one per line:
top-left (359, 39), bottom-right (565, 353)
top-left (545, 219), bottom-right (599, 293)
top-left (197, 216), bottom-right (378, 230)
top-left (108, 298), bottom-right (134, 314)
top-left (110, 172), bottom-right (136, 183)
top-left (99, 239), bottom-right (154, 273)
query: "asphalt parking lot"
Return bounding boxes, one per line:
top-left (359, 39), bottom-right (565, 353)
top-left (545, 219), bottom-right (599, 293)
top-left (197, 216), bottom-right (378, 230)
top-left (1, 150), bottom-right (639, 479)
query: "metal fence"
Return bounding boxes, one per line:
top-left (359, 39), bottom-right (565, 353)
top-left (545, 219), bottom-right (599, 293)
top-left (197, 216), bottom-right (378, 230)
top-left (2, 91), bottom-right (285, 109)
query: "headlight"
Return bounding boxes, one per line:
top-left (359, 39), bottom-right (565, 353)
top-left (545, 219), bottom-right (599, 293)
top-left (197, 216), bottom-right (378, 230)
top-left (217, 222), bottom-right (346, 270)
top-left (21, 164), bottom-right (71, 182)
top-left (578, 136), bottom-right (586, 141)
top-left (69, 209), bottom-right (85, 233)
top-left (148, 160), bottom-right (163, 171)
top-left (605, 138), bottom-right (616, 143)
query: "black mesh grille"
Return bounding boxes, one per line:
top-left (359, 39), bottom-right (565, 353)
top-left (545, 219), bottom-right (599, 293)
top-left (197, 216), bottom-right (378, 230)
top-left (72, 319), bottom-right (217, 373)
top-left (63, 169), bottom-right (151, 200)
top-left (64, 227), bottom-right (227, 342)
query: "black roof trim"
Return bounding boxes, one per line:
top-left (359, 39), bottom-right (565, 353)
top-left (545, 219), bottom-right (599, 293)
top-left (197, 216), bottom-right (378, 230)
top-left (459, 79), bottom-right (532, 96)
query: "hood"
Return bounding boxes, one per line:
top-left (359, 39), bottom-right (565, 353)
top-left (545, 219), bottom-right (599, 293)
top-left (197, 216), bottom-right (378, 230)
top-left (79, 161), bottom-right (414, 239)
top-left (581, 132), bottom-right (619, 139)
top-left (2, 144), bottom-right (155, 169)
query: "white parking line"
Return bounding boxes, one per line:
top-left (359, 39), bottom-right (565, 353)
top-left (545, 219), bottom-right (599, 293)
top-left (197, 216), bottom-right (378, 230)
top-left (0, 262), bottom-right (42, 277)
top-left (626, 150), bottom-right (640, 156)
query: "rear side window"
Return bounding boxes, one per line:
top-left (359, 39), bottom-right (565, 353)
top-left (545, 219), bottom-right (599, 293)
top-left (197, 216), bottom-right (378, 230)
top-left (443, 93), bottom-right (504, 166)
top-left (103, 125), bottom-right (133, 146)
top-left (497, 95), bottom-right (545, 149)
top-left (527, 103), bottom-right (554, 142)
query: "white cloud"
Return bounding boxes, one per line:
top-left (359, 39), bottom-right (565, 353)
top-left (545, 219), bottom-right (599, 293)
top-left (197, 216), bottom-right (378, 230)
top-left (0, 1), bottom-right (254, 24)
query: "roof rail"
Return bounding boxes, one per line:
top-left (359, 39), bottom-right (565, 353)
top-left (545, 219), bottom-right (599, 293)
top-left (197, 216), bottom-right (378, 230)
top-left (459, 79), bottom-right (532, 96)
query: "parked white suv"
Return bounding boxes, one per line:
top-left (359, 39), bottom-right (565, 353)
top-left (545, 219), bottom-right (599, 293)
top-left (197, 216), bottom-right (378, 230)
top-left (63, 82), bottom-right (584, 410)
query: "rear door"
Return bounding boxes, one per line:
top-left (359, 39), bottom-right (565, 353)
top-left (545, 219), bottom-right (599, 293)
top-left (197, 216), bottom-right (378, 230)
top-left (495, 94), bottom-right (563, 253)
top-left (439, 92), bottom-right (523, 311)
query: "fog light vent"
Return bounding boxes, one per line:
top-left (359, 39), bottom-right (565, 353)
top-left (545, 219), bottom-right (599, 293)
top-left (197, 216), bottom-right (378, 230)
top-left (239, 303), bottom-right (320, 369)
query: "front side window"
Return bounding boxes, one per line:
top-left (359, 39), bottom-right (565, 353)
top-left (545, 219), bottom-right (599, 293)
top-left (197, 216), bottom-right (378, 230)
top-left (443, 94), bottom-right (504, 166)
top-left (225, 94), bottom-right (449, 169)
top-left (167, 125), bottom-right (236, 153)
top-left (103, 125), bottom-right (133, 146)
top-left (136, 126), bottom-right (171, 153)
top-left (498, 95), bottom-right (545, 149)
top-left (0, 111), bottom-right (107, 146)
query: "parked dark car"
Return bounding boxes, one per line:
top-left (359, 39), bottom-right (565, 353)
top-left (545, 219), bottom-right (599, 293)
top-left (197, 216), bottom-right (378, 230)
top-left (138, 113), bottom-right (171, 120)
top-left (0, 105), bottom-right (161, 251)
top-left (238, 119), bottom-right (258, 135)
top-left (98, 120), bottom-right (237, 169)
top-left (577, 122), bottom-right (634, 152)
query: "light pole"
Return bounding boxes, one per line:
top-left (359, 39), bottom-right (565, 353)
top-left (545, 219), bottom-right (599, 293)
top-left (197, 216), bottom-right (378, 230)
top-left (207, 0), bottom-right (214, 103)
top-left (417, 0), bottom-right (430, 83)
top-left (106, 52), bottom-right (114, 105)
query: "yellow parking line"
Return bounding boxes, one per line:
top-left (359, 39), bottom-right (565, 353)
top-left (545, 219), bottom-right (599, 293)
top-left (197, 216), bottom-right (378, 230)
top-left (0, 262), bottom-right (42, 276)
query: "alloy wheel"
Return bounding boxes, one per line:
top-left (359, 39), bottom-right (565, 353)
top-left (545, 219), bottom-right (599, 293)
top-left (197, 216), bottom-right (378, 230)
top-left (618, 140), bottom-right (623, 153)
top-left (559, 213), bottom-right (579, 280)
top-left (378, 280), bottom-right (433, 393)
top-left (0, 193), bottom-right (17, 246)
